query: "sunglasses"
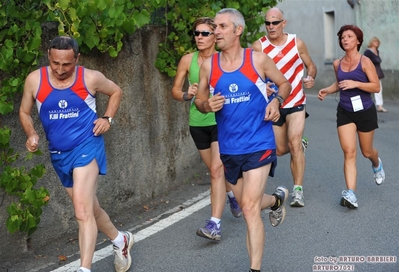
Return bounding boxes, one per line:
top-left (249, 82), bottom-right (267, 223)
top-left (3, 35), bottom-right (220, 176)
top-left (264, 20), bottom-right (284, 26)
top-left (194, 31), bottom-right (214, 37)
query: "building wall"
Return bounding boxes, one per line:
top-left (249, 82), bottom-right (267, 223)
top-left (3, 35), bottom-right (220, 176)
top-left (273, 0), bottom-right (398, 99)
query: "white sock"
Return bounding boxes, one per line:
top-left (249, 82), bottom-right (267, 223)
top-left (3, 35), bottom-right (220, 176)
top-left (227, 191), bottom-right (234, 198)
top-left (111, 231), bottom-right (125, 249)
top-left (78, 268), bottom-right (91, 272)
top-left (210, 217), bottom-right (221, 228)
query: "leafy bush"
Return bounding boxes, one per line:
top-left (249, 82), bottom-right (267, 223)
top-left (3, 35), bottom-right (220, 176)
top-left (0, 127), bottom-right (47, 236)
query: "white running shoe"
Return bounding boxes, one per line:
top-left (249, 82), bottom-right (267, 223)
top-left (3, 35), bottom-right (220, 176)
top-left (269, 186), bottom-right (288, 227)
top-left (114, 231), bottom-right (134, 272)
top-left (340, 190), bottom-right (358, 208)
top-left (373, 157), bottom-right (385, 185)
top-left (290, 189), bottom-right (305, 207)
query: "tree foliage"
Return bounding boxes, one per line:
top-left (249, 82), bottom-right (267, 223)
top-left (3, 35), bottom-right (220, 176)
top-left (1, 0), bottom-right (279, 113)
top-left (154, 0), bottom-right (280, 76)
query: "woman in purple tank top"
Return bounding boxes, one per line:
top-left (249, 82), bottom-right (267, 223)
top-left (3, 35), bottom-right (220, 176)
top-left (317, 25), bottom-right (385, 209)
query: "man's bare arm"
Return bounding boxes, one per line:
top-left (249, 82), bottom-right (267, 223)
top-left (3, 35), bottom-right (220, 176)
top-left (297, 38), bottom-right (317, 79)
top-left (19, 70), bottom-right (40, 152)
top-left (85, 69), bottom-right (122, 119)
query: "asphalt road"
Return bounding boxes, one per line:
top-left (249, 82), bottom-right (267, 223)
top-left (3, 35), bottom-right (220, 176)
top-left (4, 94), bottom-right (399, 272)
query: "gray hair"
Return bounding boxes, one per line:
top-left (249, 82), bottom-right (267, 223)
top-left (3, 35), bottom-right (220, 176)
top-left (49, 36), bottom-right (79, 58)
top-left (216, 8), bottom-right (246, 33)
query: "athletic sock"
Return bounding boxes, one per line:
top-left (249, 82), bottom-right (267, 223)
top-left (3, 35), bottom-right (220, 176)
top-left (227, 191), bottom-right (235, 198)
top-left (111, 231), bottom-right (125, 249)
top-left (293, 185), bottom-right (303, 191)
top-left (210, 217), bottom-right (221, 228)
top-left (270, 194), bottom-right (280, 211)
top-left (79, 268), bottom-right (91, 272)
top-left (373, 161), bottom-right (381, 171)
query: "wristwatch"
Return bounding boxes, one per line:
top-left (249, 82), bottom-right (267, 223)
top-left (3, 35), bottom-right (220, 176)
top-left (183, 92), bottom-right (191, 101)
top-left (274, 95), bottom-right (284, 107)
top-left (102, 116), bottom-right (114, 126)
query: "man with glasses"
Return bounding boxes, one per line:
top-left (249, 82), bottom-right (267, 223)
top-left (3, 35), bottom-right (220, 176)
top-left (252, 7), bottom-right (317, 207)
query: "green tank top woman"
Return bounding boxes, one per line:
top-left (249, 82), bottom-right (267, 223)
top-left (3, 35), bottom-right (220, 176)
top-left (188, 51), bottom-right (216, 127)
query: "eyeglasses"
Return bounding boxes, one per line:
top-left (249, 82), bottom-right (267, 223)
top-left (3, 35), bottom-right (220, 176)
top-left (194, 31), bottom-right (214, 37)
top-left (264, 20), bottom-right (284, 26)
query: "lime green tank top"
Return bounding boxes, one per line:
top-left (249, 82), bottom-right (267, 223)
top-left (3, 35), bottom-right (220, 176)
top-left (188, 51), bottom-right (216, 127)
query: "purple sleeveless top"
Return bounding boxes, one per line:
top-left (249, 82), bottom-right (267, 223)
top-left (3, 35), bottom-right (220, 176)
top-left (337, 57), bottom-right (373, 112)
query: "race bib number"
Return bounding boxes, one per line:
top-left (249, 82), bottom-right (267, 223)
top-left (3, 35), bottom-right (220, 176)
top-left (350, 95), bottom-right (364, 112)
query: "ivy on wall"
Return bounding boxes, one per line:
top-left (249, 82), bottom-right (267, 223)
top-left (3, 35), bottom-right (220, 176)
top-left (0, 127), bottom-right (47, 236)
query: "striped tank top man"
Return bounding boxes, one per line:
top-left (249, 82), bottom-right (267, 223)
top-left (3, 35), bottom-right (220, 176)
top-left (258, 34), bottom-right (306, 108)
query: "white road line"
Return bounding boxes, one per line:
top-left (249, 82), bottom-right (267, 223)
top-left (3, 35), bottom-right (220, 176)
top-left (49, 191), bottom-right (210, 272)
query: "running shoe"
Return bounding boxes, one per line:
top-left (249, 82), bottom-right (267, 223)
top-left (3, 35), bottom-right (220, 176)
top-left (196, 220), bottom-right (221, 241)
top-left (373, 157), bottom-right (385, 185)
top-left (227, 195), bottom-right (242, 218)
top-left (76, 269), bottom-right (84, 272)
top-left (340, 190), bottom-right (358, 208)
top-left (269, 186), bottom-right (288, 227)
top-left (302, 137), bottom-right (309, 154)
top-left (290, 189), bottom-right (305, 207)
top-left (114, 231), bottom-right (134, 272)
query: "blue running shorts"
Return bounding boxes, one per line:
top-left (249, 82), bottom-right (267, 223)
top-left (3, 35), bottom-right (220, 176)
top-left (50, 136), bottom-right (107, 188)
top-left (221, 149), bottom-right (277, 185)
